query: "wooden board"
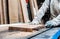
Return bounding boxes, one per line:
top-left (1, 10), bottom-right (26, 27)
top-left (0, 0), bottom-right (4, 24)
top-left (20, 0), bottom-right (30, 23)
top-left (9, 24), bottom-right (45, 32)
top-left (18, 0), bottom-right (24, 22)
top-left (2, 0), bottom-right (7, 24)
top-left (29, 0), bottom-right (36, 19)
top-left (0, 0), bottom-right (2, 24)
top-left (8, 0), bottom-right (19, 23)
top-left (33, 0), bottom-right (38, 12)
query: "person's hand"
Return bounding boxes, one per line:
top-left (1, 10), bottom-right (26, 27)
top-left (29, 20), bottom-right (39, 25)
top-left (45, 20), bottom-right (56, 27)
top-left (29, 19), bottom-right (41, 25)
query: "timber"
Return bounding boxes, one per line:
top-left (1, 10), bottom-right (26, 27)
top-left (0, 23), bottom-right (45, 32)
top-left (18, 0), bottom-right (24, 22)
top-left (8, 0), bottom-right (19, 23)
top-left (33, 0), bottom-right (38, 12)
top-left (2, 0), bottom-right (7, 24)
top-left (20, 0), bottom-right (30, 23)
top-left (9, 24), bottom-right (45, 32)
top-left (29, 0), bottom-right (37, 19)
top-left (0, 0), bottom-right (4, 24)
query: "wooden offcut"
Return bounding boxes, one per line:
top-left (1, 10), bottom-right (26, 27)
top-left (0, 23), bottom-right (44, 32)
top-left (9, 24), bottom-right (45, 32)
top-left (8, 0), bottom-right (19, 23)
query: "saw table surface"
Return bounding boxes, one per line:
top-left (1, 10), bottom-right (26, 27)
top-left (0, 27), bottom-right (60, 39)
top-left (0, 27), bottom-right (48, 39)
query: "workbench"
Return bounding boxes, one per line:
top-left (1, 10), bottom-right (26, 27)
top-left (0, 27), bottom-right (60, 39)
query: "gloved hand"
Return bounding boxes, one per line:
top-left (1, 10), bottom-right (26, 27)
top-left (29, 19), bottom-right (41, 25)
top-left (29, 20), bottom-right (39, 25)
top-left (45, 20), bottom-right (56, 27)
top-left (26, 20), bottom-right (38, 25)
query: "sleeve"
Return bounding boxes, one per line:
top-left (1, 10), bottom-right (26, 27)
top-left (32, 0), bottom-right (50, 23)
top-left (52, 14), bottom-right (60, 26)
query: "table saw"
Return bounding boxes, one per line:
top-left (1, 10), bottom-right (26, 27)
top-left (0, 23), bottom-right (60, 39)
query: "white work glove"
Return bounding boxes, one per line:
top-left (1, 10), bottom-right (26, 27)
top-left (30, 19), bottom-right (41, 25)
top-left (45, 20), bottom-right (59, 27)
top-left (45, 15), bottom-right (60, 27)
top-left (45, 20), bottom-right (55, 26)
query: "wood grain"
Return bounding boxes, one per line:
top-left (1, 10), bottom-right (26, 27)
top-left (2, 0), bottom-right (7, 24)
top-left (0, 0), bottom-right (4, 24)
top-left (9, 24), bottom-right (45, 32)
top-left (29, 0), bottom-right (38, 19)
top-left (8, 0), bottom-right (19, 23)
top-left (18, 0), bottom-right (24, 22)
top-left (20, 0), bottom-right (30, 23)
top-left (33, 0), bottom-right (38, 11)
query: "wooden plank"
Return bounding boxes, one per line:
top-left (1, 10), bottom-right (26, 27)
top-left (2, 0), bottom-right (7, 24)
top-left (0, 0), bottom-right (4, 24)
top-left (0, 0), bottom-right (2, 24)
top-left (29, 0), bottom-right (38, 19)
top-left (33, 0), bottom-right (38, 12)
top-left (18, 0), bottom-right (24, 22)
top-left (0, 23), bottom-right (45, 32)
top-left (8, 0), bottom-right (19, 23)
top-left (20, 0), bottom-right (30, 23)
top-left (9, 24), bottom-right (45, 32)
top-left (29, 0), bottom-right (36, 19)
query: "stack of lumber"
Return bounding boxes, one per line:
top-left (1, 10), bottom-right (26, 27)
top-left (0, 0), bottom-right (45, 32)
top-left (0, 0), bottom-right (39, 24)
